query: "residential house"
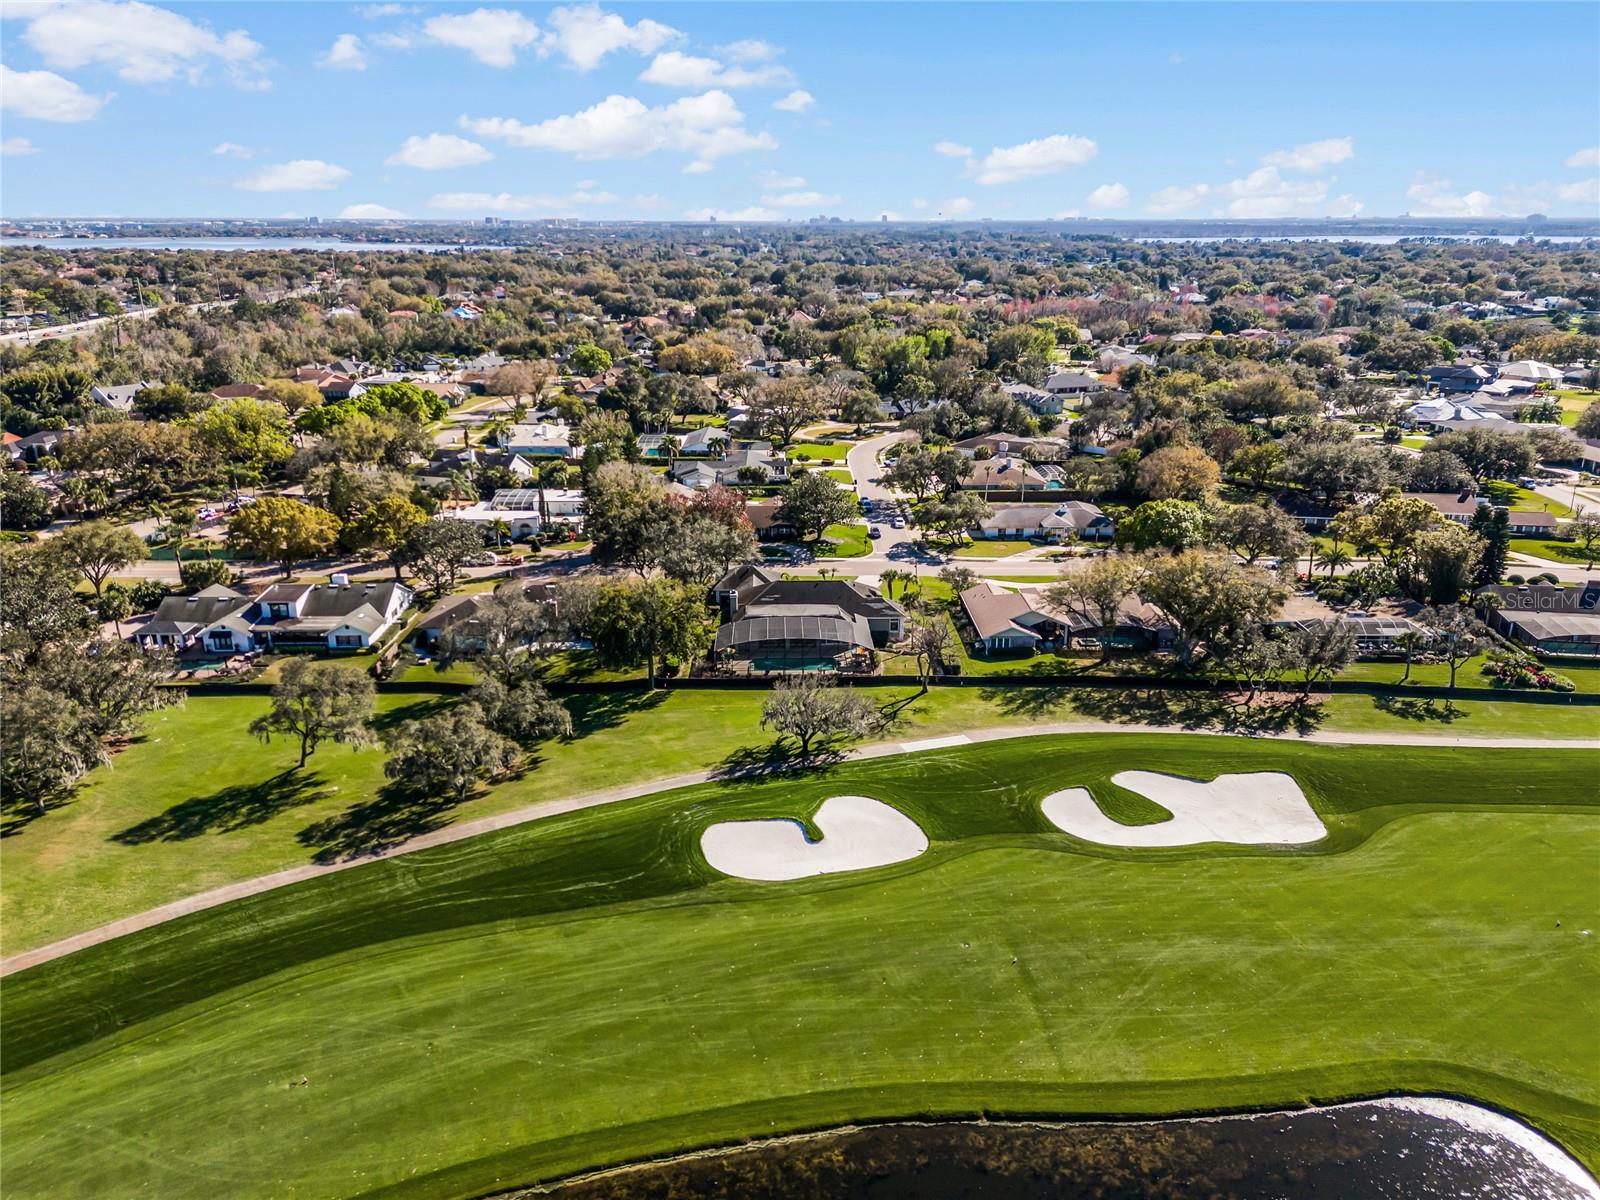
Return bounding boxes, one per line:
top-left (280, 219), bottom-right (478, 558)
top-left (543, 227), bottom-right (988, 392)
top-left (498, 422), bottom-right (581, 460)
top-left (1504, 511), bottom-right (1561, 536)
top-left (143, 580), bottom-right (414, 655)
top-left (1096, 347), bottom-right (1155, 372)
top-left (958, 582), bottom-right (1071, 653)
top-left (1000, 381), bottom-right (1061, 415)
top-left (135, 585), bottom-right (253, 651)
top-left (959, 457), bottom-right (1052, 494)
top-left (670, 443), bottom-right (788, 489)
top-left (209, 382), bottom-right (267, 401)
top-left (446, 488), bottom-right (586, 538)
top-left (977, 501), bottom-right (1114, 542)
top-left (1403, 399), bottom-right (1514, 432)
top-left (1400, 491), bottom-right (1484, 524)
top-left (1427, 364), bottom-right (1496, 393)
top-left (318, 375), bottom-right (367, 402)
top-left (5, 429), bottom-right (64, 465)
top-left (413, 579), bottom-right (558, 651)
top-left (710, 577), bottom-right (906, 670)
top-left (744, 500), bottom-right (800, 542)
top-left (1044, 370), bottom-right (1104, 399)
top-left (1478, 581), bottom-right (1600, 658)
top-left (90, 380), bottom-right (156, 412)
top-left (709, 563), bottom-right (780, 617)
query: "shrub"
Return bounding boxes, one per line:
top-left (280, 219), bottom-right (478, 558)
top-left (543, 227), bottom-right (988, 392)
top-left (179, 559), bottom-right (238, 592)
top-left (1481, 649), bottom-right (1576, 692)
top-left (130, 579), bottom-right (171, 611)
top-left (1506, 573), bottom-right (1526, 586)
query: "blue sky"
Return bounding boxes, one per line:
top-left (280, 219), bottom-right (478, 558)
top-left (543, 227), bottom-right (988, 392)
top-left (2, 1), bottom-right (1597, 221)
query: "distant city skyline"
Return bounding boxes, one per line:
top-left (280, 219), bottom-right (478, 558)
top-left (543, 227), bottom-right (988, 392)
top-left (2, 1), bottom-right (1597, 222)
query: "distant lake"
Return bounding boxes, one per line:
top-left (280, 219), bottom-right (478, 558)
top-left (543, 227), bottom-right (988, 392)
top-left (521, 1099), bottom-right (1599, 1200)
top-left (0, 237), bottom-right (496, 253)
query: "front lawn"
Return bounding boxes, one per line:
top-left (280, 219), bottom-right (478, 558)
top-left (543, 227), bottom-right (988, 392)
top-left (1509, 536), bottom-right (1596, 566)
top-left (951, 539), bottom-right (1039, 558)
top-left (1481, 480), bottom-right (1573, 519)
top-left (787, 441), bottom-right (852, 462)
top-left (4, 737), bottom-right (1596, 1197)
top-left (816, 522), bottom-right (872, 558)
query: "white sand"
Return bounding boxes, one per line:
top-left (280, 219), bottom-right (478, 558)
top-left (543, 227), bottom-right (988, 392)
top-left (1042, 771), bottom-right (1326, 847)
top-left (701, 795), bottom-right (929, 882)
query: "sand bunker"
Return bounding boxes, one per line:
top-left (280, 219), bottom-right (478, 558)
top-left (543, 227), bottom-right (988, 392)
top-left (1042, 771), bottom-right (1326, 847)
top-left (701, 796), bottom-right (929, 881)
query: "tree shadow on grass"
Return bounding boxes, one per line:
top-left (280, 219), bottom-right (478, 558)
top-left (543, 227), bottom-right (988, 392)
top-left (565, 688), bottom-right (668, 738)
top-left (1370, 694), bottom-right (1467, 725)
top-left (111, 770), bottom-right (334, 844)
top-left (710, 739), bottom-right (844, 784)
top-left (296, 761), bottom-right (535, 863)
top-left (370, 696), bottom-right (452, 736)
top-left (997, 684), bottom-right (1329, 737)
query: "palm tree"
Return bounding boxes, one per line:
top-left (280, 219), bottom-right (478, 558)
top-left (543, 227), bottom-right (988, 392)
top-left (881, 567), bottom-right (908, 598)
top-left (1395, 629), bottom-right (1426, 685)
top-left (659, 434), bottom-right (681, 465)
top-left (1321, 546), bottom-right (1352, 578)
top-left (488, 518), bottom-right (511, 548)
top-left (446, 468), bottom-right (475, 509)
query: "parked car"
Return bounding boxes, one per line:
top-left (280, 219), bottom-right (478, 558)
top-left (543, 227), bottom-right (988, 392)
top-left (890, 517), bottom-right (905, 529)
top-left (869, 526), bottom-right (882, 539)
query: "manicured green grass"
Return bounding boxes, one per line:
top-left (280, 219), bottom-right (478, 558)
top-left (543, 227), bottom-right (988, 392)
top-left (818, 467), bottom-right (854, 484)
top-left (3, 737), bottom-right (1596, 1198)
top-left (817, 522), bottom-right (871, 558)
top-left (951, 539), bottom-right (1038, 558)
top-left (1509, 536), bottom-right (1595, 566)
top-left (787, 441), bottom-right (852, 462)
top-left (6, 684), bottom-right (1598, 956)
top-left (1482, 480), bottom-right (1573, 519)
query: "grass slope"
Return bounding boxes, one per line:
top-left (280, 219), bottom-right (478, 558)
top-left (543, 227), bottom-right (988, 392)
top-left (2, 737), bottom-right (1597, 1199)
top-left (5, 687), bottom-right (1599, 953)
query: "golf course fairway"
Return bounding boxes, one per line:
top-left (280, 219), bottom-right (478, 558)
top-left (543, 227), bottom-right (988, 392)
top-left (3, 733), bottom-right (1597, 1199)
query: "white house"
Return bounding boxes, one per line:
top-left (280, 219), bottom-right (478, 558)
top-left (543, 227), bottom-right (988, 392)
top-left (447, 487), bottom-right (586, 538)
top-left (140, 581), bottom-right (413, 655)
top-left (499, 422), bottom-right (581, 460)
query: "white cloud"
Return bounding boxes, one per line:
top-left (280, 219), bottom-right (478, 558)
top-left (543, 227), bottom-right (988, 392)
top-left (339, 202), bottom-right (406, 219)
top-left (1147, 183), bottom-right (1211, 215)
top-left (429, 189), bottom-right (621, 214)
top-left (911, 197), bottom-right (928, 210)
top-left (940, 196), bottom-right (973, 215)
top-left (17, 0), bottom-right (267, 89)
top-left (372, 31), bottom-right (414, 49)
top-left (1, 136), bottom-right (39, 156)
top-left (970, 134), bottom-right (1097, 185)
top-left (720, 39), bottom-right (780, 62)
top-left (211, 141), bottom-right (252, 158)
top-left (1261, 136), bottom-right (1354, 171)
top-left (1566, 147), bottom-right (1600, 169)
top-left (386, 132), bottom-right (492, 170)
top-left (236, 159), bottom-right (351, 192)
top-left (539, 4), bottom-right (679, 71)
top-left (1405, 175), bottom-right (1494, 217)
top-left (319, 33), bottom-right (367, 70)
top-left (760, 171), bottom-right (806, 189)
top-left (1054, 209), bottom-right (1081, 219)
top-left (1086, 182), bottom-right (1129, 210)
top-left (1558, 178), bottom-right (1600, 205)
top-left (639, 51), bottom-right (791, 89)
top-left (357, 4), bottom-right (416, 17)
top-left (1217, 166), bottom-right (1332, 217)
top-left (0, 64), bottom-right (108, 122)
top-left (424, 8), bottom-right (541, 67)
top-left (684, 205), bottom-right (783, 221)
top-left (462, 90), bottom-right (775, 170)
top-left (761, 190), bottom-right (841, 207)
top-left (1167, 51), bottom-right (1185, 65)
top-left (933, 139), bottom-right (971, 159)
top-left (772, 89), bottom-right (813, 113)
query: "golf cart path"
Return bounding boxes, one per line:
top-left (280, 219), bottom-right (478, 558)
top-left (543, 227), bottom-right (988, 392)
top-left (5, 722), bottom-right (1597, 977)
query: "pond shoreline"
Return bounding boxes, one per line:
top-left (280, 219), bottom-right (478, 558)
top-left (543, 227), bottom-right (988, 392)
top-left (492, 1097), bottom-right (1600, 1199)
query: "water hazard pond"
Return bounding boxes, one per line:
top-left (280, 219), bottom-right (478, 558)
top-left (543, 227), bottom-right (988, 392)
top-left (505, 1100), bottom-right (1597, 1199)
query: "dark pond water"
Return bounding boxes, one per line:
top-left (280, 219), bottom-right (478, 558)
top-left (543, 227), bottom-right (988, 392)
top-left (514, 1101), bottom-right (1597, 1200)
